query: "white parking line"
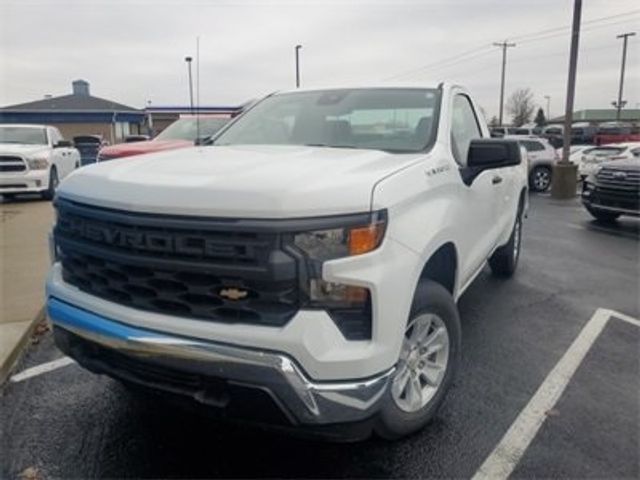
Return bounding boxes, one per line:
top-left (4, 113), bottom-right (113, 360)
top-left (472, 308), bottom-right (639, 480)
top-left (10, 356), bottom-right (75, 383)
top-left (607, 308), bottom-right (640, 327)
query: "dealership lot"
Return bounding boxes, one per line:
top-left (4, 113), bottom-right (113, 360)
top-left (1, 194), bottom-right (638, 479)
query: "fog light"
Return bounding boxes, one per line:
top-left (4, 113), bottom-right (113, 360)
top-left (308, 279), bottom-right (368, 307)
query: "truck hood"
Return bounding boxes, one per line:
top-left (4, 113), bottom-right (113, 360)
top-left (0, 144), bottom-right (50, 156)
top-left (99, 139), bottom-right (192, 159)
top-left (59, 144), bottom-right (424, 218)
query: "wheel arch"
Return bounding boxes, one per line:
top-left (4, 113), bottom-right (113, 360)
top-left (415, 242), bottom-right (458, 298)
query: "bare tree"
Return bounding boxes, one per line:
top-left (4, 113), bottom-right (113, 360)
top-left (506, 88), bottom-right (536, 126)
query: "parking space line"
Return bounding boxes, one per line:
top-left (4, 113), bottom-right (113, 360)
top-left (606, 309), bottom-right (640, 328)
top-left (10, 356), bottom-right (75, 383)
top-left (472, 308), bottom-right (612, 480)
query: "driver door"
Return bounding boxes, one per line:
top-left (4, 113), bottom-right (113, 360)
top-left (450, 93), bottom-right (504, 283)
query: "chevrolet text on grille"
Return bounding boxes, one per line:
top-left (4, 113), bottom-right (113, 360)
top-left (59, 215), bottom-right (248, 258)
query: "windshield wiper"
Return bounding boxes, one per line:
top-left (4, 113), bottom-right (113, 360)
top-left (303, 143), bottom-right (359, 149)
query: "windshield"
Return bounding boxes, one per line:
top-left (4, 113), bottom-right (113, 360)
top-left (155, 117), bottom-right (229, 141)
top-left (213, 88), bottom-right (441, 153)
top-left (0, 126), bottom-right (48, 145)
top-left (589, 147), bottom-right (624, 156)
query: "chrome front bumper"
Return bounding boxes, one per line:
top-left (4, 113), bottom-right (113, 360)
top-left (48, 297), bottom-right (394, 426)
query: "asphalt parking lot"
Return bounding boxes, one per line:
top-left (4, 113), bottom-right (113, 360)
top-left (1, 193), bottom-right (638, 479)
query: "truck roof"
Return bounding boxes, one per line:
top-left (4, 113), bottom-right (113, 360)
top-left (0, 123), bottom-right (50, 129)
top-left (276, 82), bottom-right (445, 95)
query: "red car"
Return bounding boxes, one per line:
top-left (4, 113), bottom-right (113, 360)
top-left (594, 122), bottom-right (640, 146)
top-left (97, 116), bottom-right (230, 161)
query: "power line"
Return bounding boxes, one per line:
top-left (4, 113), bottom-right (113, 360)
top-left (381, 9), bottom-right (640, 82)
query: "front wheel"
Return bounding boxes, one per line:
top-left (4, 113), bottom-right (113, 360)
top-left (375, 280), bottom-right (461, 440)
top-left (41, 167), bottom-right (59, 201)
top-left (529, 166), bottom-right (552, 192)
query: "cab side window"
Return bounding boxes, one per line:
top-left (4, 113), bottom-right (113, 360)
top-left (451, 94), bottom-right (481, 165)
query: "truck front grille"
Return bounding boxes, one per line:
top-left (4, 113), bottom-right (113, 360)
top-left (54, 199), bottom-right (300, 327)
top-left (596, 167), bottom-right (640, 190)
top-left (594, 167), bottom-right (640, 211)
top-left (0, 156), bottom-right (26, 172)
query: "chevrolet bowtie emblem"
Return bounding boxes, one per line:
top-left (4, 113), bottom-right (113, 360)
top-left (219, 287), bottom-right (249, 301)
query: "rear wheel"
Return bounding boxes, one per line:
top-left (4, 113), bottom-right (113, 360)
top-left (41, 167), bottom-right (59, 201)
top-left (529, 166), bottom-right (552, 192)
top-left (375, 280), bottom-right (461, 440)
top-left (586, 207), bottom-right (620, 223)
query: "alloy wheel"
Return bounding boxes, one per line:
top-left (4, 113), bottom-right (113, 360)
top-left (391, 313), bottom-right (450, 413)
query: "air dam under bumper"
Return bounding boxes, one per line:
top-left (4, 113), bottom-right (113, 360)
top-left (48, 298), bottom-right (394, 428)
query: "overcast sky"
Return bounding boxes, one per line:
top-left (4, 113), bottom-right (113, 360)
top-left (1, 0), bottom-right (638, 120)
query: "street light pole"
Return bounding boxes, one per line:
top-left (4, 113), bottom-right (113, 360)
top-left (185, 56), bottom-right (194, 114)
top-left (493, 41), bottom-right (516, 126)
top-left (295, 45), bottom-right (302, 88)
top-left (614, 32), bottom-right (636, 121)
top-left (551, 0), bottom-right (582, 199)
top-left (544, 95), bottom-right (551, 120)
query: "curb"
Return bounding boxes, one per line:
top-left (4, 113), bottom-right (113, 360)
top-left (0, 306), bottom-right (45, 385)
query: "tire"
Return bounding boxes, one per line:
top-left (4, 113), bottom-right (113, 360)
top-left (41, 167), bottom-right (59, 201)
top-left (529, 166), bottom-right (552, 192)
top-left (489, 206), bottom-right (523, 277)
top-left (1, 193), bottom-right (16, 201)
top-left (375, 280), bottom-right (461, 440)
top-left (586, 207), bottom-right (620, 223)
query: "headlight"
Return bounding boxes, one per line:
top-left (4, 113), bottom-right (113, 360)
top-left (26, 156), bottom-right (49, 169)
top-left (292, 211), bottom-right (386, 340)
top-left (293, 212), bottom-right (386, 261)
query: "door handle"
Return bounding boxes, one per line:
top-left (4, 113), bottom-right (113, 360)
top-left (492, 176), bottom-right (503, 185)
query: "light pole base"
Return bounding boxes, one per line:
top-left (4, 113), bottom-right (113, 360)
top-left (550, 162), bottom-right (578, 199)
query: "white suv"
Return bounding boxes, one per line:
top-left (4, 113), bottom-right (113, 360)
top-left (507, 135), bottom-right (558, 192)
top-left (46, 84), bottom-right (528, 440)
top-left (0, 124), bottom-right (80, 200)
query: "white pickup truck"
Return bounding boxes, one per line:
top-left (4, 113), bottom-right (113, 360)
top-left (47, 84), bottom-right (528, 440)
top-left (0, 124), bottom-right (80, 200)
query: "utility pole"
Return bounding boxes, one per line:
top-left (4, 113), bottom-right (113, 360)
top-left (493, 41), bottom-right (516, 125)
top-left (295, 45), bottom-right (302, 88)
top-left (614, 32), bottom-right (636, 121)
top-left (551, 0), bottom-right (582, 199)
top-left (185, 56), bottom-right (194, 114)
top-left (544, 95), bottom-right (551, 119)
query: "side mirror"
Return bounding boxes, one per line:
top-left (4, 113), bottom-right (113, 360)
top-left (54, 140), bottom-right (73, 148)
top-left (461, 139), bottom-right (521, 185)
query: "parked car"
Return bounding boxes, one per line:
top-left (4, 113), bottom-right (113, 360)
top-left (555, 145), bottom-right (593, 179)
top-left (594, 122), bottom-right (640, 146)
top-left (508, 135), bottom-right (558, 192)
top-left (0, 124), bottom-right (80, 200)
top-left (490, 126), bottom-right (520, 138)
top-left (47, 84), bottom-right (528, 440)
top-left (578, 142), bottom-right (640, 178)
top-left (541, 125), bottom-right (564, 149)
top-left (73, 135), bottom-right (109, 166)
top-left (570, 123), bottom-right (597, 145)
top-left (97, 116), bottom-right (230, 161)
top-left (582, 157), bottom-right (639, 222)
